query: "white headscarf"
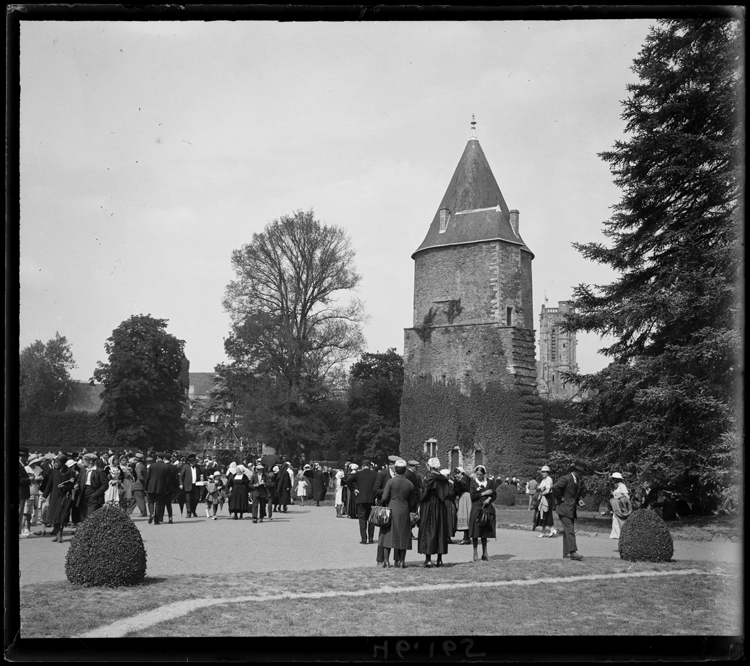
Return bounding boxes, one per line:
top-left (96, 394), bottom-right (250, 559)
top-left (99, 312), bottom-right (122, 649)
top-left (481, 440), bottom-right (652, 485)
top-left (427, 457), bottom-right (440, 470)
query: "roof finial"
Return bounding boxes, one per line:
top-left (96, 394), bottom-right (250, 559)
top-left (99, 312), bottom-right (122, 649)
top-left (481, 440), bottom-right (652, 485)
top-left (470, 114), bottom-right (477, 139)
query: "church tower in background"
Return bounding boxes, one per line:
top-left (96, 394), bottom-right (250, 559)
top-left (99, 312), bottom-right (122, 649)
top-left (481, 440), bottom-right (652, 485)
top-left (537, 300), bottom-right (580, 401)
top-left (400, 118), bottom-right (546, 478)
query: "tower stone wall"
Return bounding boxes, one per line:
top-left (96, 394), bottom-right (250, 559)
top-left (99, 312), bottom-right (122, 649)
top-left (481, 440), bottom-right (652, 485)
top-left (537, 301), bottom-right (580, 400)
top-left (400, 126), bottom-right (546, 478)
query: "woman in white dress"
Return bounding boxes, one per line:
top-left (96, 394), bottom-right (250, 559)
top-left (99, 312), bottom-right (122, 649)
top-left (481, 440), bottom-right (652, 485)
top-left (454, 468), bottom-right (472, 544)
top-left (532, 465), bottom-right (556, 537)
top-left (104, 455), bottom-right (122, 504)
top-left (609, 472), bottom-right (631, 539)
top-left (334, 470), bottom-right (345, 517)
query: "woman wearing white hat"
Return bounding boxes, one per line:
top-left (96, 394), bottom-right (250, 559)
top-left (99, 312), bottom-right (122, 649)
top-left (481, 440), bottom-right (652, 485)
top-left (334, 470), bottom-right (346, 518)
top-left (609, 473), bottom-right (631, 539)
top-left (532, 466), bottom-right (557, 538)
top-left (227, 464), bottom-right (251, 519)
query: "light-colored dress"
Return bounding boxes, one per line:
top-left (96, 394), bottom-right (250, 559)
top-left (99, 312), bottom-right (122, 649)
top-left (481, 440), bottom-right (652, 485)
top-left (532, 476), bottom-right (555, 529)
top-left (296, 478), bottom-right (308, 498)
top-left (609, 482), bottom-right (630, 538)
top-left (104, 466), bottom-right (121, 504)
top-left (455, 476), bottom-right (472, 531)
top-left (334, 473), bottom-right (345, 505)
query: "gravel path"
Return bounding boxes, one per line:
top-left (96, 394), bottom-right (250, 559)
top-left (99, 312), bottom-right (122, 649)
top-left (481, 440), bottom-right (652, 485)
top-left (18, 502), bottom-right (742, 587)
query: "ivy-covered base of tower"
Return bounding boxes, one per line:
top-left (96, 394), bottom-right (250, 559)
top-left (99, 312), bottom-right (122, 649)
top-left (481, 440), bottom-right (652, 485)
top-left (399, 375), bottom-right (546, 479)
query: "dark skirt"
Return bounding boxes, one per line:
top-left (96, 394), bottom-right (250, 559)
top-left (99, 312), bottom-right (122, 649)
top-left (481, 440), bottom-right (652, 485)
top-left (468, 501), bottom-right (497, 539)
top-left (532, 495), bottom-right (555, 529)
top-left (347, 486), bottom-right (357, 518)
top-left (229, 484), bottom-right (249, 513)
top-left (48, 493), bottom-right (73, 525)
top-left (445, 498), bottom-right (457, 537)
top-left (418, 495), bottom-right (449, 555)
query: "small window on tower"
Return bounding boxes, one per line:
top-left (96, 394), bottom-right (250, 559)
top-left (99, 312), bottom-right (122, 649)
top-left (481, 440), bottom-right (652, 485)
top-left (439, 208), bottom-right (450, 233)
top-left (506, 307), bottom-right (513, 326)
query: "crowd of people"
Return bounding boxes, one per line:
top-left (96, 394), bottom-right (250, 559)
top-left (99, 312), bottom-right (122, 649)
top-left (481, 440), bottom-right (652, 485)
top-left (19, 444), bottom-right (632, 565)
top-left (17, 446), bottom-right (338, 540)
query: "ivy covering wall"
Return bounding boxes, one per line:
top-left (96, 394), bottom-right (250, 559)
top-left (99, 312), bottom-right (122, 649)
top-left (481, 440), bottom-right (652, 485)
top-left (19, 410), bottom-right (116, 452)
top-left (400, 376), bottom-right (546, 479)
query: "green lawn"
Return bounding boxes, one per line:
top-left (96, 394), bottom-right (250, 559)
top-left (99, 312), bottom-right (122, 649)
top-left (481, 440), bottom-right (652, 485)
top-left (20, 558), bottom-right (741, 638)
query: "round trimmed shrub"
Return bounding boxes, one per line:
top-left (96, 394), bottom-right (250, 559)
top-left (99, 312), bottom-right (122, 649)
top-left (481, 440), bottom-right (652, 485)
top-left (618, 508), bottom-right (674, 563)
top-left (65, 502), bottom-right (147, 587)
top-left (495, 484), bottom-right (517, 506)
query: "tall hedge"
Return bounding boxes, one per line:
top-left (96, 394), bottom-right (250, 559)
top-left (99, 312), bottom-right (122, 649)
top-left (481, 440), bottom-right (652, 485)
top-left (19, 410), bottom-right (115, 451)
top-left (400, 376), bottom-right (546, 479)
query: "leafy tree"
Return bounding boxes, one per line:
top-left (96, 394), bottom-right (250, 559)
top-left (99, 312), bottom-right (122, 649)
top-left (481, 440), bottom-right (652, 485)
top-left (221, 209), bottom-right (365, 456)
top-left (345, 349), bottom-right (404, 462)
top-left (557, 19), bottom-right (742, 508)
top-left (93, 315), bottom-right (187, 452)
top-left (19, 332), bottom-right (77, 412)
top-left (223, 209), bottom-right (365, 401)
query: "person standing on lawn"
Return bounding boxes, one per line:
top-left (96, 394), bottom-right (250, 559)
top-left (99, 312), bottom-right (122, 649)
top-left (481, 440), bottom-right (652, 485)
top-left (418, 457), bottom-right (451, 568)
top-left (609, 472), bottom-right (631, 539)
top-left (551, 461), bottom-right (587, 560)
top-left (345, 460), bottom-right (378, 544)
top-left (377, 459), bottom-right (417, 568)
top-left (334, 470), bottom-right (346, 517)
top-left (532, 466), bottom-right (557, 538)
top-left (467, 464), bottom-right (497, 561)
top-left (311, 463), bottom-right (328, 507)
top-left (76, 453), bottom-right (105, 522)
top-left (453, 467), bottom-right (472, 544)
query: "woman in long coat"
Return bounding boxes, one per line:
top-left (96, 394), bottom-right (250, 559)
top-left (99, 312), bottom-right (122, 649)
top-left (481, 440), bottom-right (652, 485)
top-left (345, 463), bottom-right (358, 518)
top-left (311, 464), bottom-right (327, 506)
top-left (418, 457), bottom-right (451, 567)
top-left (226, 464), bottom-right (251, 519)
top-left (378, 460), bottom-right (418, 568)
top-left (43, 454), bottom-right (76, 543)
top-left (468, 465), bottom-right (497, 562)
top-left (442, 469), bottom-right (458, 542)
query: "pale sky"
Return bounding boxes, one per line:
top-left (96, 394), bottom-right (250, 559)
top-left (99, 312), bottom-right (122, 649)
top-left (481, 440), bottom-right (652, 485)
top-left (19, 19), bottom-right (654, 381)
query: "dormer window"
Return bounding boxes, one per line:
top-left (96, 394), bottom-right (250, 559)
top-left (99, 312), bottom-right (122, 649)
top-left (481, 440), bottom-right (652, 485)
top-left (439, 208), bottom-right (450, 233)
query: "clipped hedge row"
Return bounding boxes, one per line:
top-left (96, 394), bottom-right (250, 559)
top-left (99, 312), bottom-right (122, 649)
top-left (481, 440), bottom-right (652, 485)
top-left (495, 484), bottom-right (518, 506)
top-left (20, 409), bottom-right (115, 451)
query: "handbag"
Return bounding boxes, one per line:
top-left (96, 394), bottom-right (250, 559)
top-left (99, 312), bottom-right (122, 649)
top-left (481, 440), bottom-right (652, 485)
top-left (476, 504), bottom-right (494, 528)
top-left (368, 505), bottom-right (392, 527)
top-left (410, 511), bottom-right (420, 528)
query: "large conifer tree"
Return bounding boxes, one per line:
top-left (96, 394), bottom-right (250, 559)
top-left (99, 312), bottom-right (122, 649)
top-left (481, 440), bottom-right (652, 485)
top-left (557, 18), bottom-right (742, 506)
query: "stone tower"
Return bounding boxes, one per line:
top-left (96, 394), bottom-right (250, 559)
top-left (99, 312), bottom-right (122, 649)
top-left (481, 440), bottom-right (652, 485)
top-left (400, 119), bottom-right (545, 478)
top-left (537, 300), bottom-right (580, 400)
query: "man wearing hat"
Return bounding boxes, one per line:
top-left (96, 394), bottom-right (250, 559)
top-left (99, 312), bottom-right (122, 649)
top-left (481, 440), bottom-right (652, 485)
top-left (76, 454), bottom-right (105, 522)
top-left (344, 460), bottom-right (379, 545)
top-left (249, 464), bottom-right (273, 523)
top-left (551, 461), bottom-right (588, 560)
top-left (179, 454), bottom-right (203, 518)
top-left (145, 452), bottom-right (172, 525)
top-left (128, 453), bottom-right (149, 519)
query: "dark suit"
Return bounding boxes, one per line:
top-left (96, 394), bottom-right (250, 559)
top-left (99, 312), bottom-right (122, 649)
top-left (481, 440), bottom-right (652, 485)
top-left (146, 460), bottom-right (171, 523)
top-left (76, 466), bottom-right (105, 521)
top-left (128, 461), bottom-right (148, 517)
top-left (346, 467), bottom-right (379, 543)
top-left (552, 472), bottom-right (585, 557)
top-left (179, 463), bottom-right (203, 517)
top-left (250, 472), bottom-right (274, 520)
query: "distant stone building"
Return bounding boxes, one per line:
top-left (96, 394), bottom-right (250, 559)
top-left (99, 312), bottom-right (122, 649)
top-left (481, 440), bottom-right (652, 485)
top-left (537, 300), bottom-right (580, 401)
top-left (400, 119), bottom-right (546, 479)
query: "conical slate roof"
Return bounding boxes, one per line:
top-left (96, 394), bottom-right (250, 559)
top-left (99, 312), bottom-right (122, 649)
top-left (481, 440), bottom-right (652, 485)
top-left (413, 137), bottom-right (531, 257)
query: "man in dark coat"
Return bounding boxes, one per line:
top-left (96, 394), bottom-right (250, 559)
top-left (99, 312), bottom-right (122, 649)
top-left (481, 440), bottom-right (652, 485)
top-left (249, 464), bottom-right (274, 523)
top-left (128, 453), bottom-right (149, 518)
top-left (312, 464), bottom-right (328, 506)
top-left (275, 462), bottom-right (293, 512)
top-left (179, 453), bottom-right (203, 518)
top-left (76, 453), bottom-right (105, 522)
top-left (146, 452), bottom-right (172, 524)
top-left (405, 460), bottom-right (422, 540)
top-left (345, 460), bottom-right (379, 545)
top-left (552, 460), bottom-right (588, 561)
